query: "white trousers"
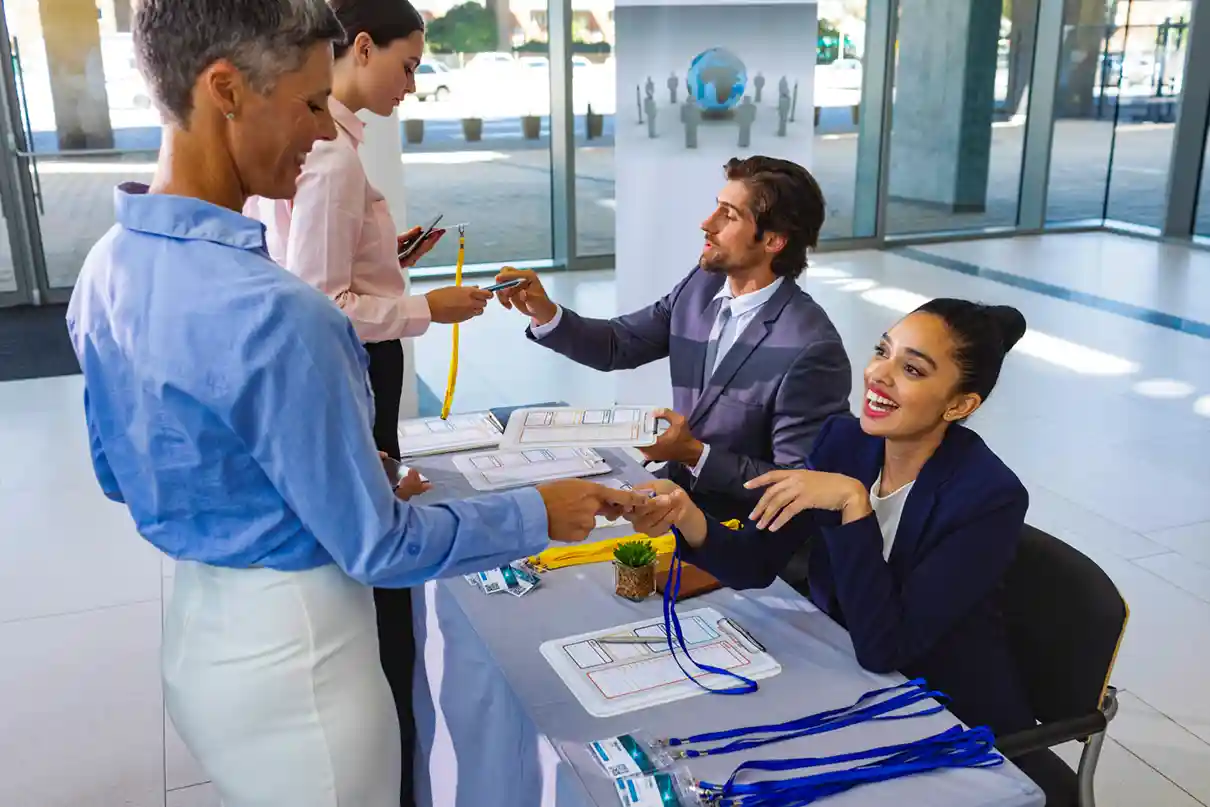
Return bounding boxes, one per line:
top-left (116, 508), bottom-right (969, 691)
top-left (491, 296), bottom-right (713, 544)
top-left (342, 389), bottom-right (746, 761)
top-left (163, 561), bottom-right (400, 807)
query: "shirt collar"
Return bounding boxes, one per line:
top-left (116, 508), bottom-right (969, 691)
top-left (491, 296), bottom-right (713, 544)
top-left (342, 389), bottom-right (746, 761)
top-left (114, 182), bottom-right (267, 252)
top-left (329, 97), bottom-right (365, 144)
top-left (712, 276), bottom-right (784, 319)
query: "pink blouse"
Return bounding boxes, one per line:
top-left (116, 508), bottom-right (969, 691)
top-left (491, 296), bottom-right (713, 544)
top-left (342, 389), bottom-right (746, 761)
top-left (244, 98), bottom-right (430, 344)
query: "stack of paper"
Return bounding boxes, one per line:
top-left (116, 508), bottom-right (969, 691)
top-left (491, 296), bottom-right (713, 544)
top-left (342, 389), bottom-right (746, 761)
top-left (500, 406), bottom-right (662, 449)
top-left (397, 413), bottom-right (503, 458)
top-left (453, 446), bottom-right (611, 492)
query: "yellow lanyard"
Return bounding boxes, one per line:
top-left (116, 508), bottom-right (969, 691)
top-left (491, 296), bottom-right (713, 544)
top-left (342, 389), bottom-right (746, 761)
top-left (440, 224), bottom-right (465, 420)
top-left (527, 520), bottom-right (741, 571)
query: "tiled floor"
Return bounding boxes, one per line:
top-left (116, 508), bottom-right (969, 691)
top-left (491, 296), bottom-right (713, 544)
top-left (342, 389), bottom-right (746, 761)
top-left (3, 231), bottom-right (1210, 806)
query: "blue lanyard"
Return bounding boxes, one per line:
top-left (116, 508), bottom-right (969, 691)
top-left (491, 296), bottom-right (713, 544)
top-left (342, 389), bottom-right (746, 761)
top-left (698, 725), bottom-right (1003, 805)
top-left (663, 678), bottom-right (948, 758)
top-left (664, 531), bottom-right (758, 694)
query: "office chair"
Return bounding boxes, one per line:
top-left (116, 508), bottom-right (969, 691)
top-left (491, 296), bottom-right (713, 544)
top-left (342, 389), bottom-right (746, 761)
top-left (997, 525), bottom-right (1129, 807)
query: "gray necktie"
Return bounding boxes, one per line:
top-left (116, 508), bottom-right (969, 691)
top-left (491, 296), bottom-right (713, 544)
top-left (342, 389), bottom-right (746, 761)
top-left (702, 301), bottom-right (733, 389)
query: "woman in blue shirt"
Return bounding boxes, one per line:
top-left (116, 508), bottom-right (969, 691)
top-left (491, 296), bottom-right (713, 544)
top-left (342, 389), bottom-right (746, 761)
top-left (629, 300), bottom-right (1075, 805)
top-left (66, 2), bottom-right (639, 805)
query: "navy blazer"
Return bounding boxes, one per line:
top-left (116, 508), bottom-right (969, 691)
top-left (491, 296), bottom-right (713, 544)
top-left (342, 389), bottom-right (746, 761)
top-left (529, 267), bottom-right (851, 519)
top-left (681, 414), bottom-right (1035, 737)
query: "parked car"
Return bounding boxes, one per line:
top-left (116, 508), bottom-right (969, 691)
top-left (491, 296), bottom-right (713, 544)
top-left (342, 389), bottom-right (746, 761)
top-left (414, 60), bottom-right (455, 101)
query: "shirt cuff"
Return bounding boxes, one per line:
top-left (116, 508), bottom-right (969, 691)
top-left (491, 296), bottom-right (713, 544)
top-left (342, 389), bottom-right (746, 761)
top-left (396, 293), bottom-right (433, 339)
top-left (510, 486), bottom-right (552, 557)
top-left (689, 443), bottom-right (712, 478)
top-left (528, 305), bottom-right (564, 339)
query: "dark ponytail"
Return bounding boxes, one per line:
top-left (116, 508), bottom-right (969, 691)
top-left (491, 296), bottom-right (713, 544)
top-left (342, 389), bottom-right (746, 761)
top-left (328, 0), bottom-right (425, 59)
top-left (913, 298), bottom-right (1026, 402)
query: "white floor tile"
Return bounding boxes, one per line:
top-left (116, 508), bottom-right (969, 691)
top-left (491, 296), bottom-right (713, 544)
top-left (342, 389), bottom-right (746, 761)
top-left (166, 783), bottom-right (221, 807)
top-left (0, 602), bottom-right (164, 807)
top-left (1134, 553), bottom-right (1210, 605)
top-left (1053, 736), bottom-right (1203, 807)
top-left (1108, 691), bottom-right (1210, 806)
top-left (1149, 521), bottom-right (1210, 569)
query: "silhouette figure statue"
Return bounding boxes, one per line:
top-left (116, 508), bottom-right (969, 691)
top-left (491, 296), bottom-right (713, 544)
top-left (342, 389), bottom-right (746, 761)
top-left (777, 87), bottom-right (790, 137)
top-left (681, 99), bottom-right (701, 149)
top-left (754, 72), bottom-right (766, 103)
top-left (645, 94), bottom-right (658, 138)
top-left (737, 96), bottom-right (756, 148)
top-left (667, 72), bottom-right (678, 104)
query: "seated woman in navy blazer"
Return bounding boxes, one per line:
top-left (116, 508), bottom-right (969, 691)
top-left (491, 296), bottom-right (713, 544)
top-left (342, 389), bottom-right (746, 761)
top-left (628, 299), bottom-right (1074, 805)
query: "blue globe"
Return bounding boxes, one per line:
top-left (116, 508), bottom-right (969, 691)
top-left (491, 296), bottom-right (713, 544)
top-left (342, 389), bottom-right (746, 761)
top-left (688, 47), bottom-right (747, 112)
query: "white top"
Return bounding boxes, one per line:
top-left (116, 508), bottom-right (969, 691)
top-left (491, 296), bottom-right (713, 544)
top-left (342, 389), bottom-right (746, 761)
top-left (870, 472), bottom-right (915, 561)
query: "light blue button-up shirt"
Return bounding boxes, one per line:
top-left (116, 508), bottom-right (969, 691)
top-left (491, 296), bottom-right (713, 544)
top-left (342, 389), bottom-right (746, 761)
top-left (67, 183), bottom-right (549, 587)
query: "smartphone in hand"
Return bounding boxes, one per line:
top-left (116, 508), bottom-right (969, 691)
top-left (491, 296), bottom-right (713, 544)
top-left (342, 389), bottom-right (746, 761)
top-left (398, 213), bottom-right (444, 262)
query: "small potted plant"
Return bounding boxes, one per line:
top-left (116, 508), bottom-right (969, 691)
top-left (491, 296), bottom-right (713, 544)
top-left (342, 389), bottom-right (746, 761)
top-left (521, 111), bottom-right (542, 140)
top-left (462, 115), bottom-right (483, 142)
top-left (404, 117), bottom-right (425, 145)
top-left (613, 540), bottom-right (658, 601)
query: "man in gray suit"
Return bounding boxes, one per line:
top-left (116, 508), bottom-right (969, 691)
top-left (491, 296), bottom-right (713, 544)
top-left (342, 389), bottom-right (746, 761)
top-left (493, 156), bottom-right (851, 521)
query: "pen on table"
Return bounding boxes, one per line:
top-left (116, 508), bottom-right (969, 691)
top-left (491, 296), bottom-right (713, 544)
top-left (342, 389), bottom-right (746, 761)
top-left (594, 634), bottom-right (666, 645)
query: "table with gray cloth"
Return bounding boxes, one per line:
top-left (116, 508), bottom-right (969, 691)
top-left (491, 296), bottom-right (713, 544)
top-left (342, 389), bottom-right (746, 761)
top-left (404, 443), bottom-right (1044, 807)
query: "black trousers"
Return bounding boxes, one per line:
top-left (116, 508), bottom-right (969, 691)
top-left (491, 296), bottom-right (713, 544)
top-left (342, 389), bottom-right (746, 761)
top-left (363, 339), bottom-right (414, 807)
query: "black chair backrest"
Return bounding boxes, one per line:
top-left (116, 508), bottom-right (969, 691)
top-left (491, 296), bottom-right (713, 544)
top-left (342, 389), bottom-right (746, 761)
top-left (1002, 525), bottom-right (1127, 724)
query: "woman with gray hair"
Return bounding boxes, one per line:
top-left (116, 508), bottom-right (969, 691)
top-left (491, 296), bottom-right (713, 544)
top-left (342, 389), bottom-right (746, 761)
top-left (64, 0), bottom-right (641, 805)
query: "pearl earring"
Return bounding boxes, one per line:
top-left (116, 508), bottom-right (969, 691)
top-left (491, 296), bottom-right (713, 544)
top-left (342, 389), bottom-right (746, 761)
top-left (226, 112), bottom-right (236, 120)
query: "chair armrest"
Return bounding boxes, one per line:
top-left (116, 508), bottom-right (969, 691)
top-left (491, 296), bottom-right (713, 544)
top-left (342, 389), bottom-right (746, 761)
top-left (997, 712), bottom-right (1109, 759)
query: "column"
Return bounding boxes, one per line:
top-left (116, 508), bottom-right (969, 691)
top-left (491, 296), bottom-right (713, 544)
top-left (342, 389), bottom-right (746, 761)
top-left (360, 112), bottom-right (419, 420)
top-left (886, 0), bottom-right (1001, 213)
top-left (38, 0), bottom-right (115, 150)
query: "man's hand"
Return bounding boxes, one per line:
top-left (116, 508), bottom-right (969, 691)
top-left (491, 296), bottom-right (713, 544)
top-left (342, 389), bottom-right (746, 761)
top-left (536, 479), bottom-right (648, 543)
top-left (424, 285), bottom-right (492, 324)
top-left (627, 480), bottom-right (709, 546)
top-left (397, 226), bottom-right (444, 268)
top-left (394, 468), bottom-right (433, 501)
top-left (493, 268), bottom-right (558, 327)
top-left (639, 408), bottom-right (704, 466)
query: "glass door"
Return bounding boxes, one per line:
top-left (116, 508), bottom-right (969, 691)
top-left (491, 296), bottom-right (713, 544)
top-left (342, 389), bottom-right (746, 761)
top-left (3, 0), bottom-right (158, 302)
top-left (0, 5), bottom-right (44, 307)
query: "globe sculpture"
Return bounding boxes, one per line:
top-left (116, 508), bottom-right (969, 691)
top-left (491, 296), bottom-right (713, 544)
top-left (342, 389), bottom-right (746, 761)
top-left (688, 47), bottom-right (748, 113)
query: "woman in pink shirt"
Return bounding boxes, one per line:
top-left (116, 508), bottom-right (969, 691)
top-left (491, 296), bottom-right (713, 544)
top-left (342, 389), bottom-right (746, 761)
top-left (244, 2), bottom-right (488, 805)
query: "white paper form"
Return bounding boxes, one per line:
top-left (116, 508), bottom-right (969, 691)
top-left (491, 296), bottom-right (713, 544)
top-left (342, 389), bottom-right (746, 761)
top-left (539, 608), bottom-right (781, 717)
top-left (397, 412), bottom-right (503, 458)
top-left (452, 447), bottom-right (612, 492)
top-left (500, 406), bottom-right (662, 449)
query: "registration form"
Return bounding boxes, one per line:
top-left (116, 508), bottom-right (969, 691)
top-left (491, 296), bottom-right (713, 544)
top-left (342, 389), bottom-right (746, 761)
top-left (540, 608), bottom-right (781, 717)
top-left (500, 406), bottom-right (662, 449)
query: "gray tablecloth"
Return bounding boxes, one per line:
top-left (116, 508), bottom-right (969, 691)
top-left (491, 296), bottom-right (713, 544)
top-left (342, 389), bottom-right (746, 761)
top-left (404, 447), bottom-right (1044, 807)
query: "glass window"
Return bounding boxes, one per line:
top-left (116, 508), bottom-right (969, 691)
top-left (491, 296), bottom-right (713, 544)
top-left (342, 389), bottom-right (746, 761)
top-left (6, 0), bottom-right (157, 290)
top-left (1104, 3), bottom-right (1191, 230)
top-left (884, 0), bottom-right (1038, 235)
top-left (405, 0), bottom-right (554, 269)
top-left (1197, 124), bottom-right (1210, 238)
top-left (573, 2), bottom-right (615, 258)
top-left (1045, 0), bottom-right (1117, 224)
top-left (816, 4), bottom-right (872, 240)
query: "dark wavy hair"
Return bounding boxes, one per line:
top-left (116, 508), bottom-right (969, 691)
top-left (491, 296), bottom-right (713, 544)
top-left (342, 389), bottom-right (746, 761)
top-left (723, 156), bottom-right (826, 280)
top-left (914, 298), bottom-right (1027, 402)
top-left (329, 0), bottom-right (425, 59)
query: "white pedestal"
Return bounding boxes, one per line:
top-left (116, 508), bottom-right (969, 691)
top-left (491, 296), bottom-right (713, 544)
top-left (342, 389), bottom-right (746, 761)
top-left (359, 112), bottom-right (419, 419)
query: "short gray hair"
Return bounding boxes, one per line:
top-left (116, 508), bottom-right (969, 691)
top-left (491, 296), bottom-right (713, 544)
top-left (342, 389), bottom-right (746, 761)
top-left (135, 0), bottom-right (345, 127)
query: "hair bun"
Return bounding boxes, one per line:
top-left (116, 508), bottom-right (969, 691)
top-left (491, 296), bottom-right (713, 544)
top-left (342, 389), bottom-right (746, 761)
top-left (986, 305), bottom-right (1027, 353)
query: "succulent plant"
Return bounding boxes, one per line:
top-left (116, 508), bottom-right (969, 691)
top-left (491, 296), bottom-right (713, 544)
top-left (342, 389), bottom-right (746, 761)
top-left (613, 540), bottom-right (658, 569)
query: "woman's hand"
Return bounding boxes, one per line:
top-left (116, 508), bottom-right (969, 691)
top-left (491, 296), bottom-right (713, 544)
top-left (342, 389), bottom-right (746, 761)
top-left (424, 285), bottom-right (492, 323)
top-left (397, 226), bottom-right (443, 268)
top-left (627, 480), bottom-right (709, 547)
top-left (393, 468), bottom-right (433, 501)
top-left (745, 470), bottom-right (871, 531)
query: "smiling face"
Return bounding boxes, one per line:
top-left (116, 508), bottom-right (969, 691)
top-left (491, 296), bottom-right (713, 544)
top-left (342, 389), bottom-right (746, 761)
top-left (353, 30), bottom-right (424, 117)
top-left (698, 179), bottom-right (783, 276)
top-left (227, 41), bottom-right (337, 200)
top-left (860, 311), bottom-right (983, 438)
